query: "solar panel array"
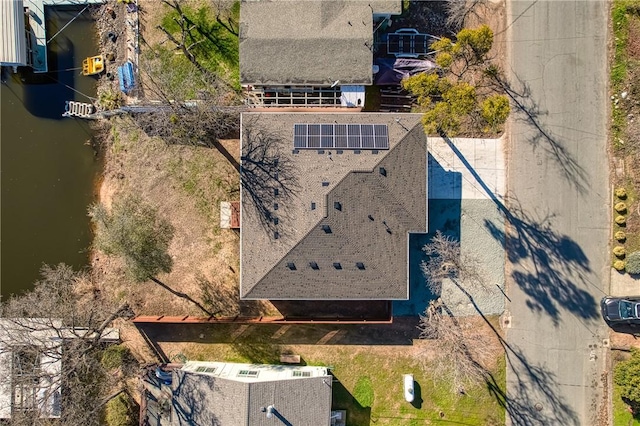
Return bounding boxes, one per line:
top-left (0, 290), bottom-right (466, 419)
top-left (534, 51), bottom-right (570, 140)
top-left (294, 124), bottom-right (389, 150)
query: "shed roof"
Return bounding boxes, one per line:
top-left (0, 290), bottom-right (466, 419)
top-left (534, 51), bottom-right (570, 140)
top-left (0, 0), bottom-right (28, 67)
top-left (240, 0), bottom-right (374, 86)
top-left (240, 113), bottom-right (427, 300)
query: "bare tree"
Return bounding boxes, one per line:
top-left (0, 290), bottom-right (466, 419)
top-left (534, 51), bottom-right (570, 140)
top-left (417, 232), bottom-right (501, 392)
top-left (443, 0), bottom-right (487, 33)
top-left (240, 117), bottom-right (299, 234)
top-left (89, 194), bottom-right (214, 316)
top-left (133, 47), bottom-right (242, 163)
top-left (0, 264), bottom-right (132, 425)
top-left (418, 298), bottom-right (496, 393)
top-left (420, 230), bottom-right (486, 294)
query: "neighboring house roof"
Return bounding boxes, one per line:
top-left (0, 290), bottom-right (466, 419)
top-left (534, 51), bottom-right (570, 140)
top-left (0, 0), bottom-right (28, 67)
top-left (147, 362), bottom-right (332, 426)
top-left (0, 319), bottom-right (63, 419)
top-left (240, 113), bottom-right (428, 300)
top-left (240, 0), bottom-right (376, 86)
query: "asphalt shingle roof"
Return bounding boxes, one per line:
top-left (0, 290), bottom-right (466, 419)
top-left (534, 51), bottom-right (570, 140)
top-left (240, 0), bottom-right (375, 86)
top-left (240, 113), bottom-right (428, 300)
top-left (171, 370), bottom-right (332, 426)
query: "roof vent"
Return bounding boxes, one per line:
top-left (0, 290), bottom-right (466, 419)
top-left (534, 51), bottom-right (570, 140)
top-left (333, 262), bottom-right (342, 270)
top-left (273, 217), bottom-right (279, 225)
top-left (274, 188), bottom-right (279, 196)
top-left (274, 232), bottom-right (280, 239)
top-left (286, 262), bottom-right (296, 270)
top-left (274, 203), bottom-right (279, 210)
top-left (334, 202), bottom-right (342, 211)
top-left (322, 225), bottom-right (332, 234)
top-left (311, 202), bottom-right (316, 210)
top-left (379, 167), bottom-right (387, 176)
top-left (322, 181), bottom-right (329, 187)
top-left (309, 262), bottom-right (319, 270)
top-left (356, 262), bottom-right (365, 270)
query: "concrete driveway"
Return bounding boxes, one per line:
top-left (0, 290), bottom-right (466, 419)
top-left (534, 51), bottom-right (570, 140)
top-left (505, 1), bottom-right (610, 425)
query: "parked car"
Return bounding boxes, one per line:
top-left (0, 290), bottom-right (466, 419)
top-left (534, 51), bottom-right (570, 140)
top-left (601, 297), bottom-right (640, 324)
top-left (403, 374), bottom-right (414, 403)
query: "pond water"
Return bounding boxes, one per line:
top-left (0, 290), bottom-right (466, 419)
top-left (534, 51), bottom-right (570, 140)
top-left (1, 6), bottom-right (101, 298)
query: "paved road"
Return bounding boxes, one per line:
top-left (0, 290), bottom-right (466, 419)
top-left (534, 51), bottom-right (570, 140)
top-left (505, 1), bottom-right (610, 424)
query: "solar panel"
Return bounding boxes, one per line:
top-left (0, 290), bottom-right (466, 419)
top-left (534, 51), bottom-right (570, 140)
top-left (308, 124), bottom-right (321, 148)
top-left (294, 124), bottom-right (306, 148)
top-left (293, 124), bottom-right (390, 150)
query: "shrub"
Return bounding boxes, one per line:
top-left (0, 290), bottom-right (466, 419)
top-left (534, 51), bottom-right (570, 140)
top-left (615, 348), bottom-right (640, 406)
top-left (615, 202), bottom-right (628, 213)
top-left (480, 95), bottom-right (511, 132)
top-left (627, 251), bottom-right (640, 274)
top-left (614, 246), bottom-right (626, 257)
top-left (615, 187), bottom-right (628, 199)
top-left (101, 345), bottom-right (132, 370)
top-left (106, 393), bottom-right (138, 426)
top-left (615, 231), bottom-right (627, 241)
top-left (616, 215), bottom-right (627, 225)
top-left (614, 260), bottom-right (626, 271)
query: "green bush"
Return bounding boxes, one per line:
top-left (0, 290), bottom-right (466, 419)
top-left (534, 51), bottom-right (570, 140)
top-left (626, 251), bottom-right (640, 274)
top-left (615, 231), bottom-right (627, 241)
top-left (105, 393), bottom-right (138, 426)
top-left (615, 348), bottom-right (640, 406)
top-left (101, 345), bottom-right (131, 370)
top-left (614, 246), bottom-right (626, 257)
top-left (616, 215), bottom-right (627, 225)
top-left (615, 202), bottom-right (628, 213)
top-left (615, 187), bottom-right (628, 199)
top-left (614, 260), bottom-right (626, 271)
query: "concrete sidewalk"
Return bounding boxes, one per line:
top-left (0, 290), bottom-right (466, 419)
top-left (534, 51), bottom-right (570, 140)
top-left (610, 269), bottom-right (640, 296)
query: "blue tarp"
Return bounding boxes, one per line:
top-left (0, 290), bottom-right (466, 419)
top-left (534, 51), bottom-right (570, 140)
top-left (118, 61), bottom-right (135, 93)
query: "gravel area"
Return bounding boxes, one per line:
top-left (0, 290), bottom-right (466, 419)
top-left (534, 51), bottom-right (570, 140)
top-left (441, 199), bottom-right (506, 316)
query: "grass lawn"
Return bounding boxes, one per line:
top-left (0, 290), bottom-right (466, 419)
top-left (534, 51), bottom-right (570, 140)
top-left (165, 338), bottom-right (505, 426)
top-left (614, 382), bottom-right (640, 426)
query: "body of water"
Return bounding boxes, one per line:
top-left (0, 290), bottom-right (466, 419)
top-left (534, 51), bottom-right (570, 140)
top-left (1, 6), bottom-right (101, 298)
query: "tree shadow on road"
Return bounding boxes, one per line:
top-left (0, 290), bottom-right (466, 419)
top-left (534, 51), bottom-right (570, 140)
top-left (484, 194), bottom-right (598, 325)
top-left (440, 135), bottom-right (598, 324)
top-left (489, 70), bottom-right (590, 195)
top-left (451, 282), bottom-right (580, 425)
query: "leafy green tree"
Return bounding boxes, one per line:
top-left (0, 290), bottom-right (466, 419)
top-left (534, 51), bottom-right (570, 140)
top-left (422, 102), bottom-right (457, 135)
top-left (481, 95), bottom-right (511, 132)
top-left (443, 82), bottom-right (477, 116)
top-left (402, 24), bottom-right (509, 136)
top-left (89, 195), bottom-right (213, 315)
top-left (457, 24), bottom-right (494, 61)
top-left (401, 73), bottom-right (449, 106)
top-left (90, 195), bottom-right (174, 282)
top-left (615, 348), bottom-right (640, 405)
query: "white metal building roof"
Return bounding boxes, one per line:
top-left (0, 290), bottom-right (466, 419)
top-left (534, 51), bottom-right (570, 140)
top-left (1, 0), bottom-right (28, 67)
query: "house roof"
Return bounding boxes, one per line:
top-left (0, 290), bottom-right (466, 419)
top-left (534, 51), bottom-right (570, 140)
top-left (166, 362), bottom-right (332, 426)
top-left (240, 0), bottom-right (375, 86)
top-left (0, 0), bottom-right (28, 67)
top-left (240, 113), bottom-right (428, 300)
